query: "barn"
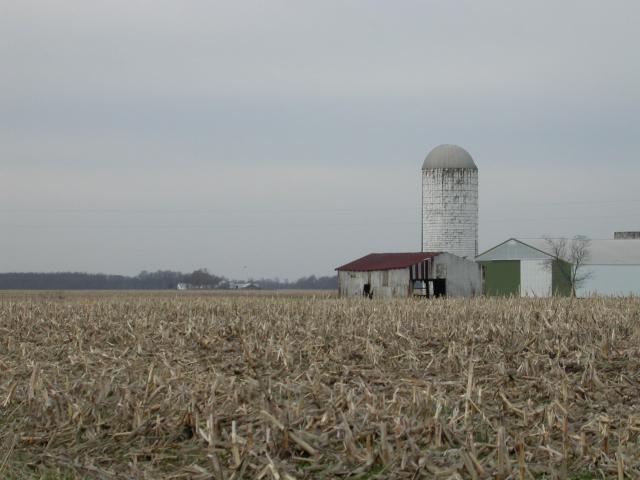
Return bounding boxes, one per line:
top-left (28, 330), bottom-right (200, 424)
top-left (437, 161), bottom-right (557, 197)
top-left (476, 235), bottom-right (640, 297)
top-left (335, 252), bottom-right (482, 298)
top-left (475, 239), bottom-right (572, 297)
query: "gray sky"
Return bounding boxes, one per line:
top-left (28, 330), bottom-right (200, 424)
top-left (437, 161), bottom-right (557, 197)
top-left (2, 1), bottom-right (639, 279)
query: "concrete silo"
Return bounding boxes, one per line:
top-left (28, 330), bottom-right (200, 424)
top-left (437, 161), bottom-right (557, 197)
top-left (422, 144), bottom-right (478, 258)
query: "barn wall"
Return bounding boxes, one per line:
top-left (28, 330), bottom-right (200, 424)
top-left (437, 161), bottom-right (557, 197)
top-left (432, 253), bottom-right (482, 297)
top-left (552, 260), bottom-right (572, 296)
top-left (338, 271), bottom-right (365, 298)
top-left (479, 260), bottom-right (520, 296)
top-left (479, 258), bottom-right (571, 297)
top-left (338, 269), bottom-right (411, 298)
top-left (520, 260), bottom-right (551, 297)
top-left (577, 265), bottom-right (640, 296)
top-left (422, 168), bottom-right (478, 259)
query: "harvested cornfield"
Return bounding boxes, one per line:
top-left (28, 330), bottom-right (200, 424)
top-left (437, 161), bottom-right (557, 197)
top-left (1, 293), bottom-right (640, 479)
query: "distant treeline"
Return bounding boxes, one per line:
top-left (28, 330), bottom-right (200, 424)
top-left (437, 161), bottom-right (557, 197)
top-left (0, 269), bottom-right (338, 290)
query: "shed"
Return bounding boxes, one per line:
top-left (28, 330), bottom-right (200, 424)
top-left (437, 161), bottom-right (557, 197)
top-left (335, 252), bottom-right (482, 298)
top-left (475, 239), bottom-right (571, 297)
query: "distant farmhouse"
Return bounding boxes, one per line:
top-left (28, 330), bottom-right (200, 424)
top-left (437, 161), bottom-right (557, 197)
top-left (230, 282), bottom-right (261, 290)
top-left (177, 281), bottom-right (260, 291)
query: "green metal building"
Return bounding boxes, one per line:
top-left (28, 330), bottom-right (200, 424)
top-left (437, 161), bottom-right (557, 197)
top-left (476, 238), bottom-right (572, 297)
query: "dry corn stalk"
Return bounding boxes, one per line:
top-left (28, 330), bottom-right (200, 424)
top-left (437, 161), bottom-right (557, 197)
top-left (0, 292), bottom-right (638, 478)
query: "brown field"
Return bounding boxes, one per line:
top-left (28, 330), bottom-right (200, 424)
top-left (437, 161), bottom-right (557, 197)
top-left (1, 292), bottom-right (639, 479)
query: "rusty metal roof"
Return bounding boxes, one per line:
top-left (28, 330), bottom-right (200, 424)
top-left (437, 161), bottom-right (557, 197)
top-left (335, 252), bottom-right (440, 272)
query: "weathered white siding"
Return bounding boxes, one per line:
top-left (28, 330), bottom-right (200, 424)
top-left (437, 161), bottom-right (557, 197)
top-left (338, 268), bottom-right (411, 298)
top-left (431, 253), bottom-right (482, 297)
top-left (520, 260), bottom-right (551, 297)
top-left (422, 168), bottom-right (478, 259)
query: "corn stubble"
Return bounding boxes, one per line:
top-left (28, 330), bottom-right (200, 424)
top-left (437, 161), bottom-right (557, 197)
top-left (1, 293), bottom-right (640, 479)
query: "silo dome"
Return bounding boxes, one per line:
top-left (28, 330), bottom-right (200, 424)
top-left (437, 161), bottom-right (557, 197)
top-left (422, 144), bottom-right (477, 170)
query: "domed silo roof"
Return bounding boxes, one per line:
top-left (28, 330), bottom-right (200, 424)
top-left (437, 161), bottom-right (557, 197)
top-left (422, 144), bottom-right (477, 170)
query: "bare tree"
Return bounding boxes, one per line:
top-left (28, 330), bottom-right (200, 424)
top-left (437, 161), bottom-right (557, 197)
top-left (544, 236), bottom-right (593, 297)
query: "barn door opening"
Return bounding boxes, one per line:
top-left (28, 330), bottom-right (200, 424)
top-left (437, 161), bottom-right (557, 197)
top-left (432, 279), bottom-right (446, 297)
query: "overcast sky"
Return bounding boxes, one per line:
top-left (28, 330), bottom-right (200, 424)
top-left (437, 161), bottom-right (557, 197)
top-left (1, 1), bottom-right (639, 279)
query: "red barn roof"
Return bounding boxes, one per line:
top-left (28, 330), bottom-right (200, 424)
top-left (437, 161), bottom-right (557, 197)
top-left (336, 252), bottom-right (440, 272)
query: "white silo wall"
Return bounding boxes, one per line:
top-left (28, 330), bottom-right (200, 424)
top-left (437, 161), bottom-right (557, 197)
top-left (422, 168), bottom-right (478, 258)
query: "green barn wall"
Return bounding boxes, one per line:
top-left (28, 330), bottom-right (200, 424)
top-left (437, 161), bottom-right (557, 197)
top-left (479, 260), bottom-right (520, 296)
top-left (552, 260), bottom-right (572, 296)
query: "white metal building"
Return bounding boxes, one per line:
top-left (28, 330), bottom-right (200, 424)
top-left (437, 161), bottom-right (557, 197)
top-left (477, 237), bottom-right (640, 297)
top-left (524, 238), bottom-right (640, 296)
top-left (422, 145), bottom-right (478, 259)
top-left (336, 252), bottom-right (482, 298)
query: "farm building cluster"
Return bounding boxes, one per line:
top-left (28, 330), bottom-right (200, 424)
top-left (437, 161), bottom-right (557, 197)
top-left (336, 145), bottom-right (640, 298)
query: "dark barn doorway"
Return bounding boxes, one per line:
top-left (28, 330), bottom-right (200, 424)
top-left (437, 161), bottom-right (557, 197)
top-left (431, 279), bottom-right (446, 298)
